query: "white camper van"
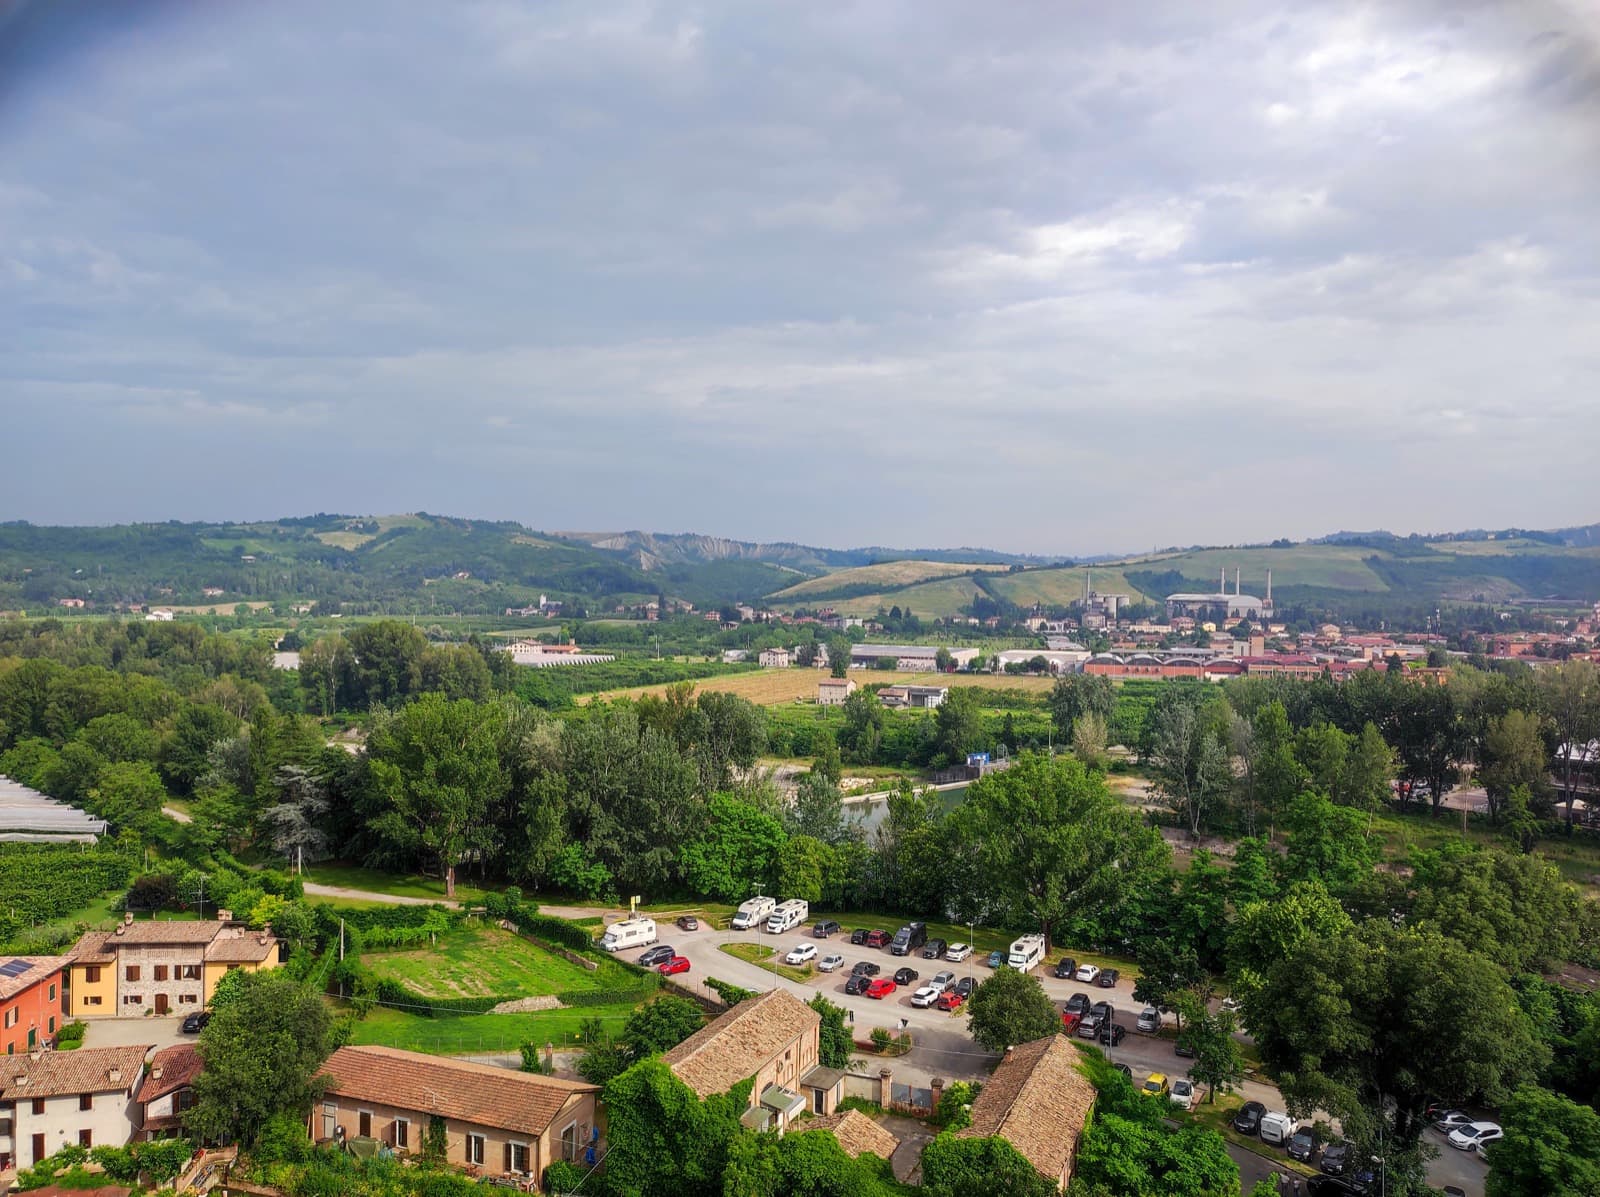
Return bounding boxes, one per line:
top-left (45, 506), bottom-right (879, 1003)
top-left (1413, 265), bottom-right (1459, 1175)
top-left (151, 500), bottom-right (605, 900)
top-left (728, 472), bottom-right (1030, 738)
top-left (765, 899), bottom-right (810, 934)
top-left (600, 917), bottom-right (657, 952)
top-left (1007, 934), bottom-right (1046, 971)
top-left (731, 895), bottom-right (777, 931)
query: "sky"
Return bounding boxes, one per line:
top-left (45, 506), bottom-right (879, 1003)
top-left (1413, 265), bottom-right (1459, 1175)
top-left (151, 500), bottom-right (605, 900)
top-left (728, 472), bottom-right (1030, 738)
top-left (1, 0), bottom-right (1598, 555)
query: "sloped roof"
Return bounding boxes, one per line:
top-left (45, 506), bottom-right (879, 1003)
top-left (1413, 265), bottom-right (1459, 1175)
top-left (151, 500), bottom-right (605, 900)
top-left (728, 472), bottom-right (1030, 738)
top-left (957, 1035), bottom-right (1096, 1183)
top-left (0, 957), bottom-right (68, 1001)
top-left (661, 988), bottom-right (819, 1099)
top-left (805, 1109), bottom-right (900, 1160)
top-left (143, 1043), bottom-right (204, 1103)
top-left (320, 1046), bottom-right (597, 1137)
top-left (0, 1045), bottom-right (152, 1099)
top-left (204, 927), bottom-right (277, 963)
top-left (67, 932), bottom-right (117, 965)
top-left (111, 920), bottom-right (226, 946)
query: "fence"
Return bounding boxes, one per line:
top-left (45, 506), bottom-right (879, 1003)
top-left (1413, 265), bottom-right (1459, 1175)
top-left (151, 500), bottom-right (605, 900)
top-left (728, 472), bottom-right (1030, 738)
top-left (890, 1082), bottom-right (934, 1116)
top-left (842, 1072), bottom-right (880, 1103)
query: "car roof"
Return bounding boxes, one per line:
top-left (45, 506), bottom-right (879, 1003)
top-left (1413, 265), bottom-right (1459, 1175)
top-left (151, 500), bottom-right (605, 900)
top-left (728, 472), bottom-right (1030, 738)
top-left (1145, 1073), bottom-right (1167, 1083)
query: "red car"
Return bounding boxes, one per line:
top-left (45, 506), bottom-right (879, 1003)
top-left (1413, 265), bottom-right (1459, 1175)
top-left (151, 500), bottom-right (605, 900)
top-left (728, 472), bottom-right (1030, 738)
top-left (657, 956), bottom-right (691, 976)
top-left (865, 929), bottom-right (891, 949)
top-left (1061, 1011), bottom-right (1081, 1032)
top-left (865, 977), bottom-right (896, 999)
top-left (935, 991), bottom-right (964, 1012)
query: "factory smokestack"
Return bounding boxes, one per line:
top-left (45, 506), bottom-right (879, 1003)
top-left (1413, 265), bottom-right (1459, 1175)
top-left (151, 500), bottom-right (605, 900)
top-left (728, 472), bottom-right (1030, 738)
top-left (1235, 567), bottom-right (1241, 596)
top-left (1266, 570), bottom-right (1272, 604)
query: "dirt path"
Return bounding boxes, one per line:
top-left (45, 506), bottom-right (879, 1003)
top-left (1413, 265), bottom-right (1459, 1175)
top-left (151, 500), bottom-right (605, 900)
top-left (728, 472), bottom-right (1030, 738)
top-left (162, 805), bottom-right (192, 824)
top-left (300, 882), bottom-right (460, 907)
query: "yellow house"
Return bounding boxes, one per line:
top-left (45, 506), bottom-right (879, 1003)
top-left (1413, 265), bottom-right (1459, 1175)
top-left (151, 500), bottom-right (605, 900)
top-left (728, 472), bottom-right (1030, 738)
top-left (67, 914), bottom-right (280, 1019)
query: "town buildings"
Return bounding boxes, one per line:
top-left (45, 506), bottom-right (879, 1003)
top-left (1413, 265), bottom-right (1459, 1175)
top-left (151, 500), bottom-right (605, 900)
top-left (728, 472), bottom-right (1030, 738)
top-left (759, 647), bottom-right (792, 669)
top-left (847, 644), bottom-right (976, 670)
top-left (817, 678), bottom-right (856, 705)
top-left (66, 915), bottom-right (281, 1020)
top-left (0, 1044), bottom-right (152, 1167)
top-left (137, 1044), bottom-right (202, 1140)
top-left (0, 957), bottom-right (68, 1055)
top-left (956, 1034), bottom-right (1096, 1191)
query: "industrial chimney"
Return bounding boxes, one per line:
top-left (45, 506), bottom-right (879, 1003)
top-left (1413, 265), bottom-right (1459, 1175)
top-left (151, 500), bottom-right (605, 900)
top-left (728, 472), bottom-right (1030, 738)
top-left (1235, 567), bottom-right (1241, 596)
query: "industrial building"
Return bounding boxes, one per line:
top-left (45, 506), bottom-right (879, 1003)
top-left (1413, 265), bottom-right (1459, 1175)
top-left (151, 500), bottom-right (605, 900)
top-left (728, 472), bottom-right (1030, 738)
top-left (847, 644), bottom-right (978, 670)
top-left (1164, 568), bottom-right (1274, 623)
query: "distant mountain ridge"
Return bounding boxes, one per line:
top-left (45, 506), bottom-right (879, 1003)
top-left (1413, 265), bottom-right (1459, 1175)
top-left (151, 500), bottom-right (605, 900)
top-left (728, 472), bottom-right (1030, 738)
top-left (559, 529), bottom-right (1070, 571)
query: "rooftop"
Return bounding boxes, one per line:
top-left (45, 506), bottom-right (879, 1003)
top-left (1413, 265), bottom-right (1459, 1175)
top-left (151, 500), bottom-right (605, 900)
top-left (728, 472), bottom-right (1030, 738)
top-left (0, 956), bottom-right (69, 1002)
top-left (804, 1109), bottom-right (899, 1160)
top-left (957, 1035), bottom-right (1096, 1183)
top-left (1, 1045), bottom-right (152, 1100)
top-left (662, 988), bottom-right (819, 1099)
top-left (142, 1043), bottom-right (204, 1103)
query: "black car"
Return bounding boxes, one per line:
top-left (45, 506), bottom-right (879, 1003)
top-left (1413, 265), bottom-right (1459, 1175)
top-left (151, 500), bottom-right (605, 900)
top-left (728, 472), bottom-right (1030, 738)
top-left (813, 920), bottom-right (841, 938)
top-left (893, 967), bottom-right (919, 986)
top-left (1089, 1000), bottom-right (1113, 1022)
top-left (1321, 1143), bottom-right (1352, 1175)
top-left (1306, 1180), bottom-right (1362, 1197)
top-left (851, 961), bottom-right (881, 977)
top-left (1052, 957), bottom-right (1077, 979)
top-left (1099, 1023), bottom-right (1126, 1047)
top-left (1288, 1126), bottom-right (1320, 1163)
top-left (180, 1010), bottom-right (211, 1034)
top-left (1232, 1101), bottom-right (1265, 1136)
top-left (844, 974), bottom-right (870, 996)
top-left (1097, 967), bottom-right (1119, 988)
top-left (922, 938), bottom-right (947, 960)
top-left (1065, 992), bottom-right (1092, 1016)
top-left (639, 945), bottom-right (675, 968)
top-left (1113, 1062), bottom-right (1133, 1078)
top-left (1174, 1038), bottom-right (1196, 1058)
top-left (849, 928), bottom-right (870, 945)
top-left (954, 976), bottom-right (975, 999)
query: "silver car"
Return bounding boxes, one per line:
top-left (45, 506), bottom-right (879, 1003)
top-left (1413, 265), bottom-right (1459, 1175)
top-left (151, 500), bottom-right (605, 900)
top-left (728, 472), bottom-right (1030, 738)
top-left (930, 970), bottom-right (956, 992)
top-left (1137, 1007), bottom-right (1161, 1032)
top-left (818, 953), bottom-right (845, 973)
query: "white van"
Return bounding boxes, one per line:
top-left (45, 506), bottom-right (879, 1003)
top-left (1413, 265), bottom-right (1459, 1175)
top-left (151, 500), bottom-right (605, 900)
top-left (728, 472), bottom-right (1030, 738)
top-left (600, 917), bottom-right (657, 952)
top-left (1258, 1112), bottom-right (1295, 1146)
top-left (731, 896), bottom-right (776, 931)
top-left (1007, 934), bottom-right (1046, 971)
top-left (765, 899), bottom-right (809, 934)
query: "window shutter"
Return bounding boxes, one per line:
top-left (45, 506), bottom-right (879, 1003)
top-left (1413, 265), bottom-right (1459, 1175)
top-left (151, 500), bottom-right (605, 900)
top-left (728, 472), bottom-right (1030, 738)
top-left (504, 1141), bottom-right (513, 1173)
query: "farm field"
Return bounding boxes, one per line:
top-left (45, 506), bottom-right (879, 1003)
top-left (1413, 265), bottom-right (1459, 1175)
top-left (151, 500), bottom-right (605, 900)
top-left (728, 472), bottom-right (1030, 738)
top-left (1116, 544), bottom-right (1392, 591)
top-left (588, 667), bottom-right (1059, 707)
top-left (361, 924), bottom-right (636, 998)
top-left (824, 575), bottom-right (993, 618)
top-left (985, 565), bottom-right (1157, 608)
top-left (768, 560), bottom-right (1009, 601)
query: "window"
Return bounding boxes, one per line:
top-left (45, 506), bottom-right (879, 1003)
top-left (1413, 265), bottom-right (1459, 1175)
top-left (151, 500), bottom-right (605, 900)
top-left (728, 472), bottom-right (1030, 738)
top-left (46, 1017), bottom-right (54, 1034)
top-left (358, 1111), bottom-right (372, 1138)
top-left (125, 966), bottom-right (140, 983)
top-left (31, 1099), bottom-right (44, 1116)
top-left (177, 1089), bottom-right (196, 1113)
top-left (47, 984), bottom-right (55, 1002)
top-left (78, 1129), bottom-right (91, 1149)
top-left (180, 965), bottom-right (201, 980)
top-left (83, 967), bottom-right (100, 984)
top-left (80, 1094), bottom-right (93, 1111)
top-left (393, 1119), bottom-right (409, 1149)
top-left (84, 997), bottom-right (102, 1007)
top-left (505, 1142), bottom-right (530, 1174)
top-left (153, 965), bottom-right (168, 982)
top-left (561, 1121), bottom-right (580, 1162)
top-left (4, 1009), bottom-right (16, 1029)
top-left (123, 995), bottom-right (142, 1006)
top-left (179, 994), bottom-right (198, 1005)
top-left (466, 1134), bottom-right (485, 1166)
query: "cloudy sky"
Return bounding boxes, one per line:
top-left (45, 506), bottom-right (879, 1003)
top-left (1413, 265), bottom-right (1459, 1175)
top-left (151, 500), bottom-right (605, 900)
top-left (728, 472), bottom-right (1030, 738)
top-left (2, 1), bottom-right (1597, 553)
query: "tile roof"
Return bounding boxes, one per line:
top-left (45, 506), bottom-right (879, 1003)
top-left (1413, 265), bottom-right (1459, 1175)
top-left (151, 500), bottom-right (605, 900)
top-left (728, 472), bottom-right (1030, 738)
top-left (142, 1043), bottom-right (203, 1103)
top-left (204, 928), bottom-right (277, 963)
top-left (661, 988), bottom-right (819, 1099)
top-left (0, 1045), bottom-right (152, 1100)
top-left (67, 932), bottom-right (117, 966)
top-left (319, 1046), bottom-right (597, 1138)
top-left (957, 1034), bottom-right (1096, 1184)
top-left (0, 956), bottom-right (68, 1002)
top-left (805, 1109), bottom-right (900, 1160)
top-left (111, 920), bottom-right (228, 946)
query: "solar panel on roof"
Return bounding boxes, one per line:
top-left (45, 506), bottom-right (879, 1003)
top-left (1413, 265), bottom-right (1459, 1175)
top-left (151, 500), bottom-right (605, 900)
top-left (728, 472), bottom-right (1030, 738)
top-left (0, 960), bottom-right (32, 978)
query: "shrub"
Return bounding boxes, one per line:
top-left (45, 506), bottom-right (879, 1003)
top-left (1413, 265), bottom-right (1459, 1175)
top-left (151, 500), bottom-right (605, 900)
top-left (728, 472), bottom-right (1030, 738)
top-left (704, 977), bottom-right (755, 1006)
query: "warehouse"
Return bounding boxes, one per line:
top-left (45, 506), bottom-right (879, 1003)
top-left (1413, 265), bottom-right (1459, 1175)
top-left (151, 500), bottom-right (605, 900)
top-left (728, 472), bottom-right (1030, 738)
top-left (847, 643), bottom-right (978, 671)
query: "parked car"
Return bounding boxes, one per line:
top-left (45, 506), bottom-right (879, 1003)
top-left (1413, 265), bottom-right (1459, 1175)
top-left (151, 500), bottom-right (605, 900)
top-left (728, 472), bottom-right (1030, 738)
top-left (911, 984), bottom-right (943, 1008)
top-left (1174, 1037), bottom-right (1196, 1058)
top-left (1320, 1143), bottom-right (1352, 1176)
top-left (1060, 1011), bottom-right (1081, 1033)
top-left (1113, 1063), bottom-right (1133, 1079)
top-left (935, 990), bottom-right (965, 1012)
top-left (812, 919), bottom-right (841, 938)
top-left (1259, 1112), bottom-right (1295, 1147)
top-left (893, 967), bottom-right (919, 986)
top-left (851, 961), bottom-right (880, 977)
top-left (657, 955), bottom-right (691, 976)
top-left (1089, 1000), bottom-right (1113, 1022)
top-left (818, 953), bottom-right (845, 972)
top-left (1219, 994), bottom-right (1241, 1012)
top-left (1065, 992), bottom-right (1092, 1016)
top-left (676, 915), bottom-right (700, 931)
top-left (1433, 1110), bottom-right (1473, 1132)
top-left (1170, 1079), bottom-right (1196, 1110)
top-left (954, 976), bottom-right (975, 998)
top-left (865, 929), bottom-right (891, 948)
top-left (639, 945), bottom-right (676, 967)
top-left (944, 942), bottom-right (972, 962)
top-left (1141, 1073), bottom-right (1169, 1097)
top-left (1052, 957), bottom-right (1078, 979)
top-left (1099, 1023), bottom-right (1126, 1047)
top-left (785, 943), bottom-right (818, 965)
top-left (850, 928), bottom-right (870, 945)
top-left (922, 938), bottom-right (947, 959)
top-left (1076, 1014), bottom-right (1103, 1040)
top-left (844, 974), bottom-right (870, 996)
top-left (180, 1011), bottom-right (210, 1034)
top-left (1075, 963), bottom-right (1101, 984)
top-left (1288, 1126), bottom-right (1320, 1162)
top-left (1306, 1180), bottom-right (1364, 1197)
top-left (1232, 1102), bottom-right (1266, 1136)
top-left (986, 949), bottom-right (1005, 968)
top-left (1137, 1007), bottom-right (1161, 1032)
top-left (865, 977), bottom-right (896, 999)
top-left (1097, 967), bottom-right (1119, 988)
top-left (1447, 1122), bottom-right (1502, 1153)
top-left (930, 970), bottom-right (956, 992)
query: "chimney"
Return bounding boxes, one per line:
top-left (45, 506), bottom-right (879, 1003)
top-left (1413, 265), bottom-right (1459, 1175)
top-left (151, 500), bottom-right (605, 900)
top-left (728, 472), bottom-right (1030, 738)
top-left (114, 923), bottom-right (126, 936)
top-left (151, 1065), bottom-right (163, 1081)
top-left (13, 1074), bottom-right (25, 1088)
top-left (217, 910), bottom-right (232, 923)
top-left (1235, 567), bottom-right (1241, 596)
top-left (1220, 567), bottom-right (1226, 593)
top-left (1266, 570), bottom-right (1272, 604)
top-left (124, 911), bottom-right (135, 926)
top-left (108, 1066), bottom-right (122, 1084)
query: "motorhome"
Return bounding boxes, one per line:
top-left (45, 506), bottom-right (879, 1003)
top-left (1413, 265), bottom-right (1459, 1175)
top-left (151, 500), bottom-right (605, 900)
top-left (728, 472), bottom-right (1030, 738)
top-left (890, 921), bottom-right (928, 957)
top-left (600, 917), bottom-right (658, 952)
top-left (1007, 934), bottom-right (1046, 971)
top-left (765, 899), bottom-right (809, 934)
top-left (731, 895), bottom-right (777, 930)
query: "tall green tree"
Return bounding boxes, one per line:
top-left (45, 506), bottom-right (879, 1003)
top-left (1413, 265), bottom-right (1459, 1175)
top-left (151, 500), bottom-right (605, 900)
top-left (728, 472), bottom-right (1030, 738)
top-left (678, 792), bottom-right (785, 902)
top-left (965, 971), bottom-right (1060, 1053)
top-left (1149, 695), bottom-right (1233, 837)
top-left (1048, 674), bottom-right (1115, 742)
top-left (1485, 1086), bottom-right (1600, 1197)
top-left (1540, 660), bottom-right (1600, 826)
top-left (601, 1059), bottom-right (746, 1197)
top-left (933, 686), bottom-right (984, 764)
top-left (808, 994), bottom-right (853, 1070)
top-left (921, 1133), bottom-right (1058, 1197)
top-left (1480, 709), bottom-right (1552, 821)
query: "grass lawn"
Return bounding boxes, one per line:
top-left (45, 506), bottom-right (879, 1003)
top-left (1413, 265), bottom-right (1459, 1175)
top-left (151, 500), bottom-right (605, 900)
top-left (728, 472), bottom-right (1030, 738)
top-left (296, 862), bottom-right (489, 904)
top-left (361, 924), bottom-right (635, 999)
top-left (718, 942), bottom-right (813, 983)
top-left (340, 1003), bottom-right (638, 1055)
top-left (1373, 808), bottom-right (1600, 892)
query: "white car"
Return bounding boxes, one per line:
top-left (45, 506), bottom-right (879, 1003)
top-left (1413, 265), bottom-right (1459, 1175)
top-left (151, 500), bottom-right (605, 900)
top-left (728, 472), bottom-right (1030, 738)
top-left (1447, 1122), bottom-right (1502, 1153)
top-left (911, 985), bottom-right (943, 1008)
top-left (1076, 963), bottom-right (1102, 984)
top-left (1433, 1110), bottom-right (1473, 1132)
top-left (817, 953), bottom-right (845, 972)
top-left (1169, 1079), bottom-right (1196, 1110)
top-left (930, 970), bottom-right (956, 992)
top-left (1137, 1007), bottom-right (1161, 1032)
top-left (784, 943), bottom-right (818, 966)
top-left (945, 942), bottom-right (972, 962)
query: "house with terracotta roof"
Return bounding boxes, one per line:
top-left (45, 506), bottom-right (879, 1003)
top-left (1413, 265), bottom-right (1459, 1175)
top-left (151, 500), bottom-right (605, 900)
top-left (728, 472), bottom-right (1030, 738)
top-left (67, 913), bottom-right (280, 1019)
top-left (955, 1034), bottom-right (1096, 1191)
top-left (0, 1043), bottom-right (152, 1168)
top-left (817, 678), bottom-right (856, 706)
top-left (315, 1045), bottom-right (602, 1185)
top-left (801, 1109), bottom-right (899, 1161)
top-left (138, 1044), bottom-right (202, 1139)
top-left (0, 957), bottom-right (68, 1055)
top-left (661, 988), bottom-right (842, 1132)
